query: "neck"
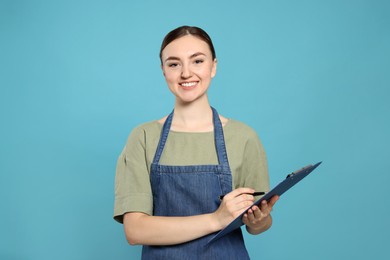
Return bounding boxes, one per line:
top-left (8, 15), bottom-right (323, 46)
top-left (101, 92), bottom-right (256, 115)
top-left (172, 96), bottom-right (213, 132)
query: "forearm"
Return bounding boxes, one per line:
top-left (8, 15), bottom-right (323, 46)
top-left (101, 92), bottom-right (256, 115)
top-left (246, 214), bottom-right (273, 235)
top-left (123, 188), bottom-right (262, 245)
top-left (124, 212), bottom-right (221, 246)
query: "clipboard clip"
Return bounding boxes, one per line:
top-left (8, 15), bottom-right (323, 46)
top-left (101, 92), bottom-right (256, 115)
top-left (286, 164), bottom-right (313, 179)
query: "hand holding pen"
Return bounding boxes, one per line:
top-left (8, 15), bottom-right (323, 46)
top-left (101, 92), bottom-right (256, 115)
top-left (213, 187), bottom-right (278, 234)
top-left (213, 188), bottom-right (262, 229)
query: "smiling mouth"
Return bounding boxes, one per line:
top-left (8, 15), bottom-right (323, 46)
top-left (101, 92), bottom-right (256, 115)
top-left (179, 81), bottom-right (198, 88)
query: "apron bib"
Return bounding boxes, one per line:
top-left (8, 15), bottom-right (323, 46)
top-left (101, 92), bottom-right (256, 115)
top-left (142, 107), bottom-right (250, 260)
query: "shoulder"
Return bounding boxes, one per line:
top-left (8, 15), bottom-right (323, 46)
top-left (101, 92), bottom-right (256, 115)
top-left (125, 121), bottom-right (162, 144)
top-left (225, 120), bottom-right (267, 161)
top-left (133, 121), bottom-right (162, 133)
top-left (130, 120), bottom-right (162, 135)
top-left (225, 119), bottom-right (260, 140)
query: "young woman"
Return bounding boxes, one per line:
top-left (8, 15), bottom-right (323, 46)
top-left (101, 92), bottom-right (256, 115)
top-left (114, 25), bottom-right (278, 259)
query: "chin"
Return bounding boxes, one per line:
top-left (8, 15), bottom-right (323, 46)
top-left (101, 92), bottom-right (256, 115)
top-left (177, 94), bottom-right (207, 104)
top-left (176, 97), bottom-right (198, 104)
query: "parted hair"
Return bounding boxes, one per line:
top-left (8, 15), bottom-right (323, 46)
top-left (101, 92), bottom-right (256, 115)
top-left (159, 25), bottom-right (216, 64)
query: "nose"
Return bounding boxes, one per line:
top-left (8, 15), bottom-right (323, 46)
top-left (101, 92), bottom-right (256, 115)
top-left (181, 64), bottom-right (192, 78)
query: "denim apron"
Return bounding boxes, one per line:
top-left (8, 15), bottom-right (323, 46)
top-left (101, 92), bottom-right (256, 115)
top-left (141, 107), bottom-right (250, 260)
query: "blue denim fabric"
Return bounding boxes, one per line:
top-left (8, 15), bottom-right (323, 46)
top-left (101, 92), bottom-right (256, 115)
top-left (142, 107), bottom-right (250, 260)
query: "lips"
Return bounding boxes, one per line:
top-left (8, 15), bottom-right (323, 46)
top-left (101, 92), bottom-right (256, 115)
top-left (179, 81), bottom-right (198, 89)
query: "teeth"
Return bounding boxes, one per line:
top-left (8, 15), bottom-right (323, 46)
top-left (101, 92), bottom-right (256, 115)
top-left (181, 82), bottom-right (197, 87)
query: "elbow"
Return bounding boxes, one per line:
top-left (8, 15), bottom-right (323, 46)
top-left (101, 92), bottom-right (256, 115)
top-left (126, 236), bottom-right (140, 246)
top-left (125, 229), bottom-right (142, 246)
top-left (123, 212), bottom-right (148, 246)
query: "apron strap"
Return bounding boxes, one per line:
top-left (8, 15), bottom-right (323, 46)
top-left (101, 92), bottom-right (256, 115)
top-left (211, 107), bottom-right (230, 167)
top-left (152, 109), bottom-right (174, 164)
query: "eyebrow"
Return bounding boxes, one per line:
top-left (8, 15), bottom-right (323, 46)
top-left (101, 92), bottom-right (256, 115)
top-left (164, 52), bottom-right (207, 63)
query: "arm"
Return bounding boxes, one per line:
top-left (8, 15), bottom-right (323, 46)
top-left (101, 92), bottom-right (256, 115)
top-left (123, 187), bottom-right (256, 246)
top-left (124, 212), bottom-right (218, 246)
top-left (236, 124), bottom-right (275, 235)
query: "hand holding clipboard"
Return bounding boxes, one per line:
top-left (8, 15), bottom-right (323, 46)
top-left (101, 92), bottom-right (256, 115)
top-left (207, 162), bottom-right (322, 244)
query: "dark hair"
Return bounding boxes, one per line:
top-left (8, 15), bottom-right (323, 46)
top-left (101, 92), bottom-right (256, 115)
top-left (159, 25), bottom-right (216, 64)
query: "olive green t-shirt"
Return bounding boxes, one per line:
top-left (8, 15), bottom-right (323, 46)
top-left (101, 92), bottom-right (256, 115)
top-left (114, 119), bottom-right (269, 223)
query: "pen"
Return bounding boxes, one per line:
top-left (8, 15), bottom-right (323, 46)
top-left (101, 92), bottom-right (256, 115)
top-left (219, 191), bottom-right (265, 200)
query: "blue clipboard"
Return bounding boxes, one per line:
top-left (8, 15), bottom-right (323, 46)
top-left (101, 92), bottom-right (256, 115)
top-left (207, 161), bottom-right (322, 244)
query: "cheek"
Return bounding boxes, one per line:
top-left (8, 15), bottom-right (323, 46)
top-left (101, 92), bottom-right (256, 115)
top-left (163, 72), bottom-right (175, 83)
top-left (200, 64), bottom-right (216, 79)
top-left (163, 68), bottom-right (179, 81)
top-left (202, 69), bottom-right (214, 80)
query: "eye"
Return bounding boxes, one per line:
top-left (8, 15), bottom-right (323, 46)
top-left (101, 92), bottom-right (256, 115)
top-left (168, 63), bottom-right (179, 68)
top-left (194, 59), bottom-right (204, 64)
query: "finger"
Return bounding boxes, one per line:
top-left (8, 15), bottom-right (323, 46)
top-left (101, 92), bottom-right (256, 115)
top-left (235, 196), bottom-right (255, 212)
top-left (260, 200), bottom-right (272, 215)
top-left (245, 208), bottom-right (255, 223)
top-left (222, 197), bottom-right (253, 218)
top-left (228, 193), bottom-right (255, 211)
top-left (247, 208), bottom-right (254, 218)
top-left (248, 206), bottom-right (260, 219)
top-left (242, 213), bottom-right (250, 225)
top-left (248, 206), bottom-right (261, 221)
top-left (237, 193), bottom-right (255, 203)
top-left (224, 187), bottom-right (255, 200)
top-left (268, 195), bottom-right (279, 208)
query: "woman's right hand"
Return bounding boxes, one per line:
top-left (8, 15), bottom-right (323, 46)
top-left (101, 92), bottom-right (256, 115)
top-left (212, 187), bottom-right (256, 230)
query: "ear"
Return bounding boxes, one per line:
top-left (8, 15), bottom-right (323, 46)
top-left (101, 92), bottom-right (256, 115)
top-left (211, 58), bottom-right (217, 78)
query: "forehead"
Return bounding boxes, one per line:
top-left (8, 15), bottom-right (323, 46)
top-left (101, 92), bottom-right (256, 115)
top-left (161, 35), bottom-right (212, 59)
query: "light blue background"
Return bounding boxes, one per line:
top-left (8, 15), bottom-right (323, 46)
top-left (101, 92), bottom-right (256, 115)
top-left (1, 0), bottom-right (389, 259)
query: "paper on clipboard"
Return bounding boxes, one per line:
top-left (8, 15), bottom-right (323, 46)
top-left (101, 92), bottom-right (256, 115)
top-left (207, 161), bottom-right (322, 244)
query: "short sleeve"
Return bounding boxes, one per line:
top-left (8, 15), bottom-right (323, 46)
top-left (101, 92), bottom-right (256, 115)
top-left (113, 127), bottom-right (153, 223)
top-left (241, 130), bottom-right (270, 194)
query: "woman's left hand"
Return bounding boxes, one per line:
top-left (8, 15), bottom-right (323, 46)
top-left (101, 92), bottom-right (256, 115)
top-left (242, 195), bottom-right (279, 235)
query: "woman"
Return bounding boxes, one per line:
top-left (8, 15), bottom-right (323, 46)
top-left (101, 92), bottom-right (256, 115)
top-left (114, 25), bottom-right (278, 259)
